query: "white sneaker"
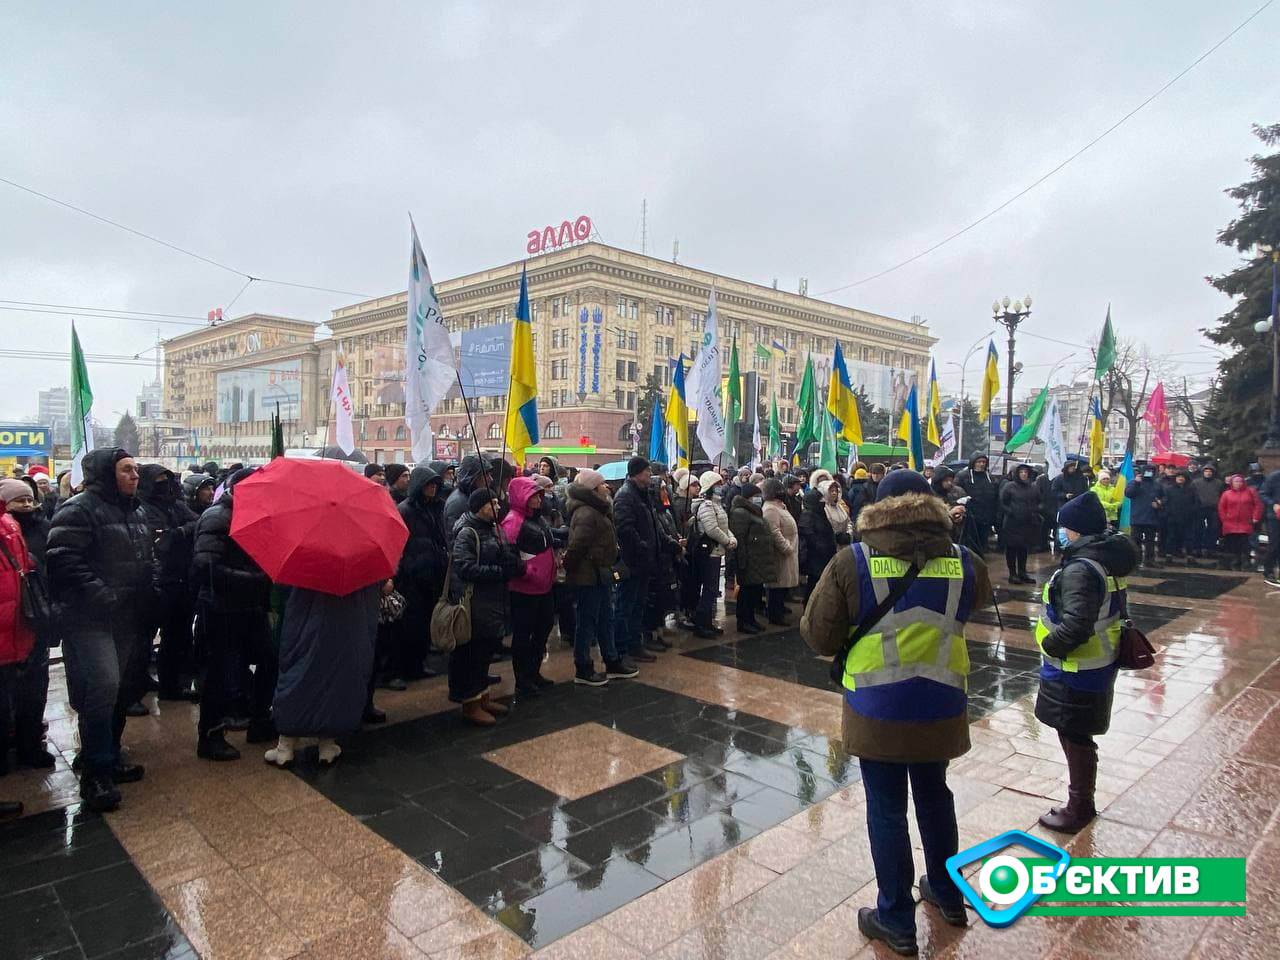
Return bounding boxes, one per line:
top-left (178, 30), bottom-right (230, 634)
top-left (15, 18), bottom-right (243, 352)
top-left (317, 739), bottom-right (342, 765)
top-left (264, 736), bottom-right (297, 767)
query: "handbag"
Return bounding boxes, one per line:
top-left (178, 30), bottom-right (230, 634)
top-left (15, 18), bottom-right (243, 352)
top-left (430, 528), bottom-right (475, 653)
top-left (0, 532), bottom-right (55, 637)
top-left (1115, 590), bottom-right (1156, 670)
top-left (829, 563), bottom-right (920, 686)
top-left (378, 589), bottom-right (407, 624)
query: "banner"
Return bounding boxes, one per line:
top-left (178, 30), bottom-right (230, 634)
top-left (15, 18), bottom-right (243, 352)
top-left (1038, 396), bottom-right (1065, 479)
top-left (330, 355), bottom-right (355, 456)
top-left (216, 360), bottom-right (301, 423)
top-left (932, 414), bottom-right (956, 466)
top-left (404, 219), bottom-right (457, 464)
top-left (690, 289), bottom-right (726, 461)
top-left (1144, 382), bottom-right (1172, 454)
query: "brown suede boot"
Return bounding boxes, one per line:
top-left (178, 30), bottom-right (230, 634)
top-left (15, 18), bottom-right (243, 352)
top-left (461, 698), bottom-right (496, 726)
top-left (480, 692), bottom-right (509, 717)
top-left (1039, 733), bottom-right (1098, 832)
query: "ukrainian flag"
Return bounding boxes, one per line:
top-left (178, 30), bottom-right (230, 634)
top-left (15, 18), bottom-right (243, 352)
top-left (926, 359), bottom-right (941, 446)
top-left (897, 383), bottom-right (925, 471)
top-left (979, 340), bottom-right (1001, 420)
top-left (826, 341), bottom-right (863, 445)
top-left (1088, 396), bottom-right (1105, 472)
top-left (771, 339), bottom-right (787, 359)
top-left (665, 354), bottom-right (690, 468)
top-left (504, 264), bottom-right (539, 466)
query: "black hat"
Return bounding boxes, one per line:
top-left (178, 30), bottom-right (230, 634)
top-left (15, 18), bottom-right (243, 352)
top-left (627, 456), bottom-right (651, 477)
top-left (468, 488), bottom-right (496, 513)
top-left (876, 469), bottom-right (931, 502)
top-left (364, 463), bottom-right (385, 479)
top-left (384, 463), bottom-right (409, 486)
top-left (1057, 491), bottom-right (1107, 536)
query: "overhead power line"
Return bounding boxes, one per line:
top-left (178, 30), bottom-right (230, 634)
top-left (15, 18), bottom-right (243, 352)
top-left (818, 0), bottom-right (1276, 296)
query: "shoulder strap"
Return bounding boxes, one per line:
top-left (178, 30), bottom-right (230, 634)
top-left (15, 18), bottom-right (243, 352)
top-left (829, 554), bottom-right (921, 684)
top-left (0, 532), bottom-right (21, 572)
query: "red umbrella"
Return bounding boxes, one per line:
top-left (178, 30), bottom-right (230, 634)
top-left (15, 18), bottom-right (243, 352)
top-left (1150, 451), bottom-right (1191, 467)
top-left (230, 458), bottom-right (408, 596)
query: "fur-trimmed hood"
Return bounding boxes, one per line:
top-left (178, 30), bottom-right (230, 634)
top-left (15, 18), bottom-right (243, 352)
top-left (856, 491), bottom-right (955, 566)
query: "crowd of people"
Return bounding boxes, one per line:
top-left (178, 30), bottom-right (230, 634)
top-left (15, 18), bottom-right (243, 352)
top-left (0, 443), bottom-right (1276, 952)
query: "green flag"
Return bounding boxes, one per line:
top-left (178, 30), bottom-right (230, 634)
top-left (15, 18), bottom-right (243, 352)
top-left (794, 354), bottom-right (817, 455)
top-left (768, 394), bottom-right (782, 459)
top-left (1093, 305), bottom-right (1116, 381)
top-left (70, 323), bottom-right (95, 485)
top-left (1006, 386), bottom-right (1048, 451)
top-left (754, 342), bottom-right (771, 361)
top-left (818, 408), bottom-right (838, 472)
top-left (723, 338), bottom-right (742, 462)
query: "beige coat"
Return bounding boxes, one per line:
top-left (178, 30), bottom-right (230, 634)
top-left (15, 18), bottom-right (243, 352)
top-left (762, 499), bottom-right (799, 588)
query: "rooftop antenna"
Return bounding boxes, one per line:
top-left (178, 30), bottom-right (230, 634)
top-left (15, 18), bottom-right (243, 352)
top-left (772, 278), bottom-right (778, 290)
top-left (672, 238), bottom-right (679, 263)
top-left (799, 278), bottom-right (809, 297)
top-left (640, 198), bottom-right (647, 255)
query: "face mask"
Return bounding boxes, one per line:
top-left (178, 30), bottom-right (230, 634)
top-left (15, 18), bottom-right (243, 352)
top-left (1057, 528), bottom-right (1070, 548)
top-left (751, 496), bottom-right (763, 506)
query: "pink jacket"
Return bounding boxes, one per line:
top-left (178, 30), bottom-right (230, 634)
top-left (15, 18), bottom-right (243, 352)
top-left (500, 476), bottom-right (555, 595)
top-left (1218, 479), bottom-right (1262, 535)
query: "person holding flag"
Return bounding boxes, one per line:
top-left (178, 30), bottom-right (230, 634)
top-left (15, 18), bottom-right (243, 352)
top-left (503, 265), bottom-right (539, 468)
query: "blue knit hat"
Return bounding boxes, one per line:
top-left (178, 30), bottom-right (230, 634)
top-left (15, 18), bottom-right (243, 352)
top-left (1057, 490), bottom-right (1107, 536)
top-left (875, 469), bottom-right (932, 502)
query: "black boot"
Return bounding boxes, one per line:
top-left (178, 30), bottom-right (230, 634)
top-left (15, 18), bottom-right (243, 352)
top-left (1038, 733), bottom-right (1097, 832)
top-left (197, 731), bottom-right (241, 762)
top-left (857, 907), bottom-right (918, 956)
top-left (80, 773), bottom-right (122, 813)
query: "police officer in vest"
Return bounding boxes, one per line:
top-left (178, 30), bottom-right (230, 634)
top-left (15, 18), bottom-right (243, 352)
top-left (803, 470), bottom-right (991, 956)
top-left (1034, 491), bottom-right (1138, 832)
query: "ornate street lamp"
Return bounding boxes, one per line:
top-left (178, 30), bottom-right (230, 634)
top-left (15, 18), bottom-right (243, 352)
top-left (992, 295), bottom-right (1033, 451)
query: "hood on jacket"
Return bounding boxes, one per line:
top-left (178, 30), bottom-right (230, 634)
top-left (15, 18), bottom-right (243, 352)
top-left (81, 447), bottom-right (133, 500)
top-left (405, 466), bottom-right (441, 503)
top-left (566, 481), bottom-right (610, 517)
top-left (930, 466), bottom-right (955, 496)
top-left (968, 452), bottom-right (989, 471)
top-left (857, 492), bottom-right (954, 567)
top-left (182, 473), bottom-right (215, 498)
top-left (426, 459), bottom-right (453, 478)
top-left (731, 494), bottom-right (763, 516)
top-left (1200, 465), bottom-right (1218, 479)
top-left (506, 476), bottom-right (541, 518)
top-left (1011, 463), bottom-right (1036, 483)
top-left (802, 488), bottom-right (824, 512)
top-left (455, 455), bottom-right (487, 494)
top-left (1062, 532), bottom-right (1138, 577)
top-left (138, 463), bottom-right (177, 502)
top-left (537, 455), bottom-right (561, 480)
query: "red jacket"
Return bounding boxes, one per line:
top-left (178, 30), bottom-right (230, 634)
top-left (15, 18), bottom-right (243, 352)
top-left (0, 508), bottom-right (35, 667)
top-left (1218, 484), bottom-right (1263, 536)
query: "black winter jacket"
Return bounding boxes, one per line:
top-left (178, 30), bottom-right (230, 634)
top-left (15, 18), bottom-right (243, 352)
top-left (1124, 476), bottom-right (1163, 527)
top-left (729, 497), bottom-right (779, 586)
top-left (190, 493), bottom-right (271, 613)
top-left (998, 470), bottom-right (1043, 549)
top-left (613, 478), bottom-right (664, 578)
top-left (1049, 465), bottom-right (1089, 514)
top-left (797, 488), bottom-right (837, 580)
top-left (46, 448), bottom-right (154, 629)
top-left (844, 479), bottom-right (874, 529)
top-left (1190, 471), bottom-right (1225, 510)
top-left (1161, 476), bottom-right (1198, 522)
top-left (396, 467), bottom-right (448, 595)
top-left (956, 457), bottom-right (999, 525)
top-left (449, 512), bottom-right (523, 639)
top-left (138, 465), bottom-right (199, 588)
top-left (444, 455), bottom-right (490, 542)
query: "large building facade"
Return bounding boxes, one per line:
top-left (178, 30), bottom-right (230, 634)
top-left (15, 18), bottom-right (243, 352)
top-left (325, 242), bottom-right (934, 466)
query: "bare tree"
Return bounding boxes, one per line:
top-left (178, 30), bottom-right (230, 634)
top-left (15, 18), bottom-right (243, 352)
top-left (1091, 339), bottom-right (1177, 455)
top-left (1169, 376), bottom-right (1218, 457)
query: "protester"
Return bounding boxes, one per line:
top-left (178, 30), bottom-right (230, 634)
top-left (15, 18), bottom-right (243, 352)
top-left (1034, 491), bottom-right (1137, 833)
top-left (802, 469), bottom-right (991, 954)
top-left (1217, 474), bottom-right (1263, 571)
top-left (798, 486), bottom-right (837, 602)
top-left (999, 463), bottom-right (1042, 584)
top-left (844, 467), bottom-right (874, 529)
top-left (563, 469), bottom-right (637, 684)
top-left (955, 453), bottom-right (997, 552)
top-left (1089, 469), bottom-right (1123, 529)
top-left (728, 483), bottom-right (776, 634)
top-left (1161, 471), bottom-right (1198, 564)
top-left (691, 471), bottom-right (736, 638)
top-left (385, 463), bottom-right (410, 504)
top-left (426, 460), bottom-right (456, 501)
top-left (1124, 468), bottom-right (1163, 566)
top-left (444, 455), bottom-right (492, 540)
top-left (183, 473), bottom-right (216, 516)
top-left (47, 449), bottom-right (153, 811)
top-left (820, 479), bottom-right (853, 545)
top-left (1049, 460), bottom-right (1089, 526)
top-left (501, 476), bottom-right (558, 695)
top-left (394, 466), bottom-right (447, 684)
top-left (137, 466), bottom-right (200, 703)
top-left (448, 489), bottom-right (523, 724)
top-left (647, 475), bottom-right (682, 649)
top-left (1190, 465), bottom-right (1225, 561)
top-left (1260, 468), bottom-right (1280, 586)
top-left (363, 463), bottom-right (387, 486)
top-left (0, 481), bottom-right (40, 776)
top-left (264, 578), bottom-right (385, 767)
top-left (191, 467), bottom-right (276, 762)
top-left (612, 457), bottom-right (668, 663)
top-left (782, 474), bottom-right (805, 531)
top-left (761, 478), bottom-right (798, 625)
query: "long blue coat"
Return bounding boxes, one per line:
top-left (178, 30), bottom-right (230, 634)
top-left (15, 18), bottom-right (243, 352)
top-left (273, 583), bottom-right (379, 737)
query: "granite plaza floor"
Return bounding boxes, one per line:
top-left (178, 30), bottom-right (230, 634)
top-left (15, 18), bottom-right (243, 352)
top-left (2, 554), bottom-right (1279, 959)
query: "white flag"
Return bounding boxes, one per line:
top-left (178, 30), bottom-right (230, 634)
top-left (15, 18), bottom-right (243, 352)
top-left (405, 218), bottom-right (457, 464)
top-left (1037, 396), bottom-right (1065, 479)
top-left (933, 414), bottom-right (957, 466)
top-left (330, 353), bottom-right (356, 456)
top-left (690, 288), bottom-right (726, 462)
top-left (750, 400), bottom-right (762, 471)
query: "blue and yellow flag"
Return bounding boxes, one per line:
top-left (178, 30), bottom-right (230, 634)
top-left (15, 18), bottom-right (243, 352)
top-left (897, 383), bottom-right (925, 471)
top-left (504, 264), bottom-right (538, 466)
top-left (926, 359), bottom-right (941, 446)
top-left (665, 354), bottom-right (690, 468)
top-left (1088, 396), bottom-right (1105, 472)
top-left (979, 340), bottom-right (1001, 420)
top-left (826, 341), bottom-right (863, 445)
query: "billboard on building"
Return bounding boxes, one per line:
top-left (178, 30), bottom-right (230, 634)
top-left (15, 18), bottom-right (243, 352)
top-left (0, 425), bottom-right (52, 456)
top-left (216, 360), bottom-right (302, 423)
top-left (812, 356), bottom-right (919, 416)
top-left (362, 325), bottom-right (512, 409)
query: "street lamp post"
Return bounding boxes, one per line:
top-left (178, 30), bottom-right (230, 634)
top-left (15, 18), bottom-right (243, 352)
top-left (1254, 245), bottom-right (1280, 449)
top-left (992, 295), bottom-right (1033, 452)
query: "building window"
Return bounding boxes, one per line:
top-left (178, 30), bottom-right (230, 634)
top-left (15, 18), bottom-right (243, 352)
top-left (551, 299), bottom-right (560, 318)
top-left (690, 311), bottom-right (704, 332)
top-left (376, 426), bottom-right (387, 440)
top-left (551, 359), bottom-right (568, 380)
top-left (395, 424), bottom-right (406, 440)
top-left (656, 304), bottom-right (675, 326)
top-left (618, 422), bottom-right (635, 441)
top-left (544, 420), bottom-right (562, 439)
top-left (654, 336), bottom-right (674, 357)
top-left (487, 421), bottom-right (502, 440)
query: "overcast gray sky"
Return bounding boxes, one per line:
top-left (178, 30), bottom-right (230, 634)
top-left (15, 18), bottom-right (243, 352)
top-left (2, 1), bottom-right (1274, 424)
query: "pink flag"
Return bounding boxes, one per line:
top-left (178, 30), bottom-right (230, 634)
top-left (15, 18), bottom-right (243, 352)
top-left (1143, 382), bottom-right (1172, 454)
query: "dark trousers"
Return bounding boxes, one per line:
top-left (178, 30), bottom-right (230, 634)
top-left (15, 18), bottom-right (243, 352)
top-left (156, 592), bottom-right (194, 698)
top-left (1164, 518), bottom-right (1189, 557)
top-left (572, 583), bottom-right (618, 669)
top-left (553, 583), bottom-right (576, 641)
top-left (766, 586), bottom-right (789, 620)
top-left (612, 574), bottom-right (651, 656)
top-left (860, 758), bottom-right (963, 935)
top-left (0, 640), bottom-right (49, 766)
top-left (63, 618), bottom-right (144, 774)
top-left (737, 583), bottom-right (763, 628)
top-left (1222, 533), bottom-right (1250, 569)
top-left (693, 553), bottom-right (722, 629)
top-left (1267, 518), bottom-right (1280, 574)
top-left (1004, 545), bottom-right (1028, 577)
top-left (1132, 524), bottom-right (1158, 563)
top-left (510, 591), bottom-right (554, 685)
top-left (448, 632), bottom-right (495, 703)
top-left (197, 607), bottom-right (274, 739)
top-left (1194, 507), bottom-right (1220, 555)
